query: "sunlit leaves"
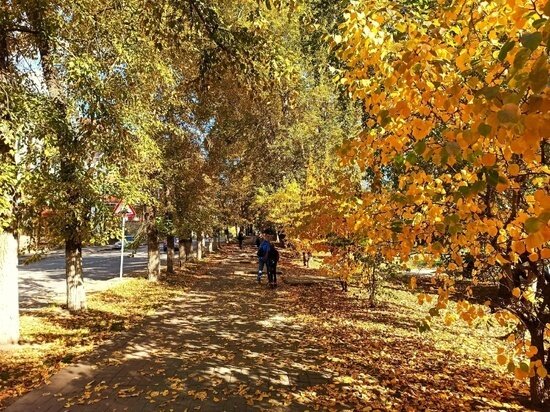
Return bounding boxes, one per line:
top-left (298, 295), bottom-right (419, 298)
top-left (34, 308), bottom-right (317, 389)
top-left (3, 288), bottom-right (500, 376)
top-left (328, 0), bottom-right (549, 398)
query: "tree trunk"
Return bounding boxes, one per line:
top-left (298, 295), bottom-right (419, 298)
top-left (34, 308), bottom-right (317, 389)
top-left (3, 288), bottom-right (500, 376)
top-left (212, 229), bottom-right (218, 251)
top-left (529, 323), bottom-right (550, 407)
top-left (208, 233), bottom-right (213, 253)
top-left (29, 7), bottom-right (87, 311)
top-left (183, 237), bottom-right (192, 261)
top-left (0, 18), bottom-right (19, 345)
top-left (166, 235), bottom-right (175, 274)
top-left (146, 211), bottom-right (160, 281)
top-left (197, 232), bottom-right (203, 260)
top-left (0, 233), bottom-right (19, 345)
top-left (66, 235), bottom-right (86, 311)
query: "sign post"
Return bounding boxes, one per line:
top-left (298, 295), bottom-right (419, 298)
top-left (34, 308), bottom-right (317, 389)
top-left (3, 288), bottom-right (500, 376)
top-left (114, 201), bottom-right (136, 279)
top-left (119, 214), bottom-right (127, 279)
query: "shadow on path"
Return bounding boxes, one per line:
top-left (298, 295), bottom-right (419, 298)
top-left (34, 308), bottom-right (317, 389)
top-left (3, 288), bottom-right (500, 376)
top-left (5, 245), bottom-right (533, 411)
top-left (6, 246), bottom-right (333, 411)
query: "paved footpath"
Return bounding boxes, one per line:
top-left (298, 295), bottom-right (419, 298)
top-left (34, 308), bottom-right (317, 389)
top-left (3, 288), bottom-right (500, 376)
top-left (6, 246), bottom-right (334, 412)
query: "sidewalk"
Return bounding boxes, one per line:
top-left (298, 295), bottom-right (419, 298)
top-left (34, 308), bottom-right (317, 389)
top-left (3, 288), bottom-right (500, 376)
top-left (6, 246), bottom-right (334, 412)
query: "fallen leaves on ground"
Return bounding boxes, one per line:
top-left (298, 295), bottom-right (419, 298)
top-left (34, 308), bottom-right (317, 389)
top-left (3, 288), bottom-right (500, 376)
top-left (275, 261), bottom-right (532, 411)
top-left (0, 247), bottom-right (536, 411)
top-left (0, 275), bottom-right (186, 408)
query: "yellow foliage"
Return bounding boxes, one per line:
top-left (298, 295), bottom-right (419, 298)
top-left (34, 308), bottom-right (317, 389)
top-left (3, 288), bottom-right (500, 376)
top-left (497, 354), bottom-right (508, 366)
top-left (525, 346), bottom-right (538, 358)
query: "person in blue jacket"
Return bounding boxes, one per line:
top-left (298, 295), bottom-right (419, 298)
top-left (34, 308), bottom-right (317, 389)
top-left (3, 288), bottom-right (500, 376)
top-left (257, 231), bottom-right (271, 283)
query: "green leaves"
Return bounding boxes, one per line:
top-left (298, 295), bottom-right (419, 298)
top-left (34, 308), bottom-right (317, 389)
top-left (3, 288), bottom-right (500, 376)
top-left (529, 55), bottom-right (549, 94)
top-left (524, 217), bottom-right (541, 234)
top-left (497, 104), bottom-right (520, 124)
top-left (513, 47), bottom-right (531, 70)
top-left (498, 40), bottom-right (515, 62)
top-left (414, 140), bottom-right (426, 155)
top-left (477, 123), bottom-right (491, 136)
top-left (520, 32), bottom-right (542, 51)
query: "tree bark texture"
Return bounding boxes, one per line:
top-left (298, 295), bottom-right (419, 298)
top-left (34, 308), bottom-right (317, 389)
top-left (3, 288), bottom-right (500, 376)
top-left (66, 236), bottom-right (86, 311)
top-left (212, 229), bottom-right (218, 251)
top-left (146, 211), bottom-right (160, 281)
top-left (0, 15), bottom-right (20, 345)
top-left (0, 233), bottom-right (19, 345)
top-left (529, 323), bottom-right (550, 407)
top-left (197, 232), bottom-right (203, 260)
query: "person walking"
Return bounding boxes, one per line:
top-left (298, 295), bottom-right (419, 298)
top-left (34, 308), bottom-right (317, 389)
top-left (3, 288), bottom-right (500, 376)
top-left (267, 242), bottom-right (280, 288)
top-left (257, 231), bottom-right (270, 283)
top-left (237, 230), bottom-right (245, 249)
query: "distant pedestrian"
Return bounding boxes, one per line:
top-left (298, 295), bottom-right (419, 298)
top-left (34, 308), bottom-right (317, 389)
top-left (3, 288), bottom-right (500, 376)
top-left (237, 230), bottom-right (244, 249)
top-left (257, 231), bottom-right (270, 283)
top-left (278, 230), bottom-right (287, 248)
top-left (224, 228), bottom-right (230, 243)
top-left (303, 251), bottom-right (312, 267)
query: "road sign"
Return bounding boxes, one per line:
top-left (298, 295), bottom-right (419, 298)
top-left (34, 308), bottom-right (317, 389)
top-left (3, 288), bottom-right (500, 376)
top-left (114, 201), bottom-right (136, 221)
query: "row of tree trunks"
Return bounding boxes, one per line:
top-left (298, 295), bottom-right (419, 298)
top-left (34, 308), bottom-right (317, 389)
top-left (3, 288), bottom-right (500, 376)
top-left (156, 227), bottom-right (223, 278)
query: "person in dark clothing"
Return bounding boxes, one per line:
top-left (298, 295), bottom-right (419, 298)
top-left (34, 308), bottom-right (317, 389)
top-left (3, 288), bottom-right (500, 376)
top-left (267, 243), bottom-right (280, 288)
top-left (255, 234), bottom-right (261, 248)
top-left (257, 233), bottom-right (270, 283)
top-left (302, 251), bottom-right (312, 267)
top-left (238, 230), bottom-right (245, 249)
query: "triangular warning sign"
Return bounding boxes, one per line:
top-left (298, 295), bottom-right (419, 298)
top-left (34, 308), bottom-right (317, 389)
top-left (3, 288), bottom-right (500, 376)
top-left (114, 201), bottom-right (136, 220)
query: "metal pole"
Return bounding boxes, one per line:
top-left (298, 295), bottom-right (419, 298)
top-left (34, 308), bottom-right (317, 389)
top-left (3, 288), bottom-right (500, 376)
top-left (119, 215), bottom-right (126, 279)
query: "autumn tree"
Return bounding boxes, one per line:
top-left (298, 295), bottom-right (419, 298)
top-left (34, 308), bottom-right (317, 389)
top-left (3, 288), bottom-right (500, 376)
top-left (1, 0), bottom-right (182, 309)
top-left (0, 4), bottom-right (24, 344)
top-left (322, 0), bottom-right (550, 405)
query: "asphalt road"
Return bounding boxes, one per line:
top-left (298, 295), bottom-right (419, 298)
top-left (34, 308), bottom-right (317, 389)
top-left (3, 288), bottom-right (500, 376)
top-left (18, 246), bottom-right (164, 309)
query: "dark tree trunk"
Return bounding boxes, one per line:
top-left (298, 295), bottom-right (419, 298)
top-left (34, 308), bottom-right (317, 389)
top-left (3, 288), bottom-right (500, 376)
top-left (183, 237), bottom-right (192, 261)
top-left (65, 235), bottom-right (85, 311)
top-left (212, 229), bottom-right (218, 251)
top-left (529, 323), bottom-right (550, 407)
top-left (0, 233), bottom-right (19, 345)
top-left (166, 234), bottom-right (175, 274)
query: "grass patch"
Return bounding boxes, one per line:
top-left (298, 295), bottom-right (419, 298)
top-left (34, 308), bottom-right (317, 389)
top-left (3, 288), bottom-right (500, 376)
top-left (0, 276), bottom-right (185, 408)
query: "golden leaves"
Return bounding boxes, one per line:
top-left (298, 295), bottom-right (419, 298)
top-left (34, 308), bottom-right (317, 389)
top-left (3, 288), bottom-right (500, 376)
top-left (481, 153), bottom-right (497, 167)
top-left (497, 353), bottom-right (508, 366)
top-left (456, 50), bottom-right (471, 71)
top-left (536, 365), bottom-right (548, 378)
top-left (525, 346), bottom-right (538, 358)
